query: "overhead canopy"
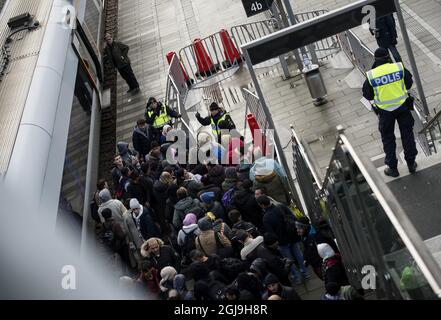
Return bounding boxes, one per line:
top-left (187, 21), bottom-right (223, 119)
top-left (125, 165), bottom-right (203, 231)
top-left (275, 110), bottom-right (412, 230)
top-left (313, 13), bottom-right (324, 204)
top-left (242, 0), bottom-right (397, 65)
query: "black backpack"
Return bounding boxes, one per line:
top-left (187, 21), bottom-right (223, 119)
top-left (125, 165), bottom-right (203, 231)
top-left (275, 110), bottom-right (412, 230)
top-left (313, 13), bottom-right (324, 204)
top-left (182, 229), bottom-right (198, 258)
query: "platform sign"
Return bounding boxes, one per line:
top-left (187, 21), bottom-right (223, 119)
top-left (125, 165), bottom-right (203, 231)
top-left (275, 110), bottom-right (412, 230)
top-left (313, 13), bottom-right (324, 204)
top-left (241, 0), bottom-right (274, 17)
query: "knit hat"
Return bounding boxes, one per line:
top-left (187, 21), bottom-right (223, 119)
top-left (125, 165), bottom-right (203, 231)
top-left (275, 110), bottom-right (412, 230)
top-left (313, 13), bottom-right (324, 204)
top-left (130, 198), bottom-right (141, 210)
top-left (197, 217), bottom-right (213, 231)
top-left (225, 167), bottom-right (237, 180)
top-left (263, 273), bottom-right (279, 286)
top-left (250, 258), bottom-right (267, 276)
top-left (200, 191), bottom-right (215, 204)
top-left (263, 232), bottom-right (279, 246)
top-left (183, 213), bottom-right (197, 226)
top-left (374, 47), bottom-right (390, 59)
top-left (210, 102), bottom-right (220, 111)
top-left (99, 189), bottom-right (112, 203)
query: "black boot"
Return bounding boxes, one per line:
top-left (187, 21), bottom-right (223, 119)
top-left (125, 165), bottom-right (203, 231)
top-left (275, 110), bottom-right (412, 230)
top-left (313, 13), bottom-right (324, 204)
top-left (384, 167), bottom-right (400, 178)
top-left (408, 162), bottom-right (418, 174)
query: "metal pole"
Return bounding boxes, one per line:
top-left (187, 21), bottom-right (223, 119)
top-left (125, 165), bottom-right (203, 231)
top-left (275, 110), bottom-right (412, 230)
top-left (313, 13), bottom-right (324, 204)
top-left (282, 0), bottom-right (318, 65)
top-left (270, 3), bottom-right (291, 79)
top-left (394, 0), bottom-right (430, 118)
top-left (243, 48), bottom-right (301, 208)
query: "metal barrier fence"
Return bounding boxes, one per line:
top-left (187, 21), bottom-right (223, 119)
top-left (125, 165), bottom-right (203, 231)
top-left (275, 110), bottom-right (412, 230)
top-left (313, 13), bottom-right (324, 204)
top-left (178, 30), bottom-right (243, 88)
top-left (230, 19), bottom-right (279, 51)
top-left (419, 105), bottom-right (441, 154)
top-left (338, 29), bottom-right (431, 155)
top-left (242, 88), bottom-right (269, 134)
top-left (293, 10), bottom-right (341, 61)
top-left (165, 55), bottom-right (195, 141)
top-left (291, 125), bottom-right (441, 299)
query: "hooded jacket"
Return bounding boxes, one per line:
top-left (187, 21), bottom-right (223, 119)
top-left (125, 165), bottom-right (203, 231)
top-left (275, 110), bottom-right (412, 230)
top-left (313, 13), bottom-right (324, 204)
top-left (240, 236), bottom-right (264, 261)
top-left (232, 188), bottom-right (263, 230)
top-left (117, 142), bottom-right (138, 165)
top-left (132, 125), bottom-right (151, 157)
top-left (141, 239), bottom-right (181, 275)
top-left (173, 197), bottom-right (202, 230)
top-left (208, 165), bottom-right (226, 187)
top-left (317, 243), bottom-right (349, 287)
top-left (98, 198), bottom-right (128, 233)
top-left (104, 41), bottom-right (131, 69)
top-left (262, 204), bottom-right (290, 245)
top-left (177, 224), bottom-right (201, 247)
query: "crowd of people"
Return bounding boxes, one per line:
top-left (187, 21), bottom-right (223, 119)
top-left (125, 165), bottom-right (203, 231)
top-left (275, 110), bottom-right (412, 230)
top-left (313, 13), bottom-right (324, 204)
top-left (87, 94), bottom-right (365, 301)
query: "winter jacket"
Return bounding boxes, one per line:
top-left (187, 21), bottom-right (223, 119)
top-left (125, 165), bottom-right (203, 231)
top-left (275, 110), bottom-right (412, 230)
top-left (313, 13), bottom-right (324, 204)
top-left (127, 176), bottom-right (154, 206)
top-left (124, 208), bottom-right (161, 245)
top-left (104, 41), bottom-right (131, 69)
top-left (117, 142), bottom-right (138, 166)
top-left (256, 245), bottom-right (290, 285)
top-left (318, 243), bottom-right (349, 287)
top-left (253, 172), bottom-right (289, 204)
top-left (142, 241), bottom-right (181, 275)
top-left (222, 179), bottom-right (237, 193)
top-left (212, 219), bottom-right (233, 240)
top-left (240, 236), bottom-right (264, 261)
top-left (132, 125), bottom-right (151, 158)
top-left (232, 188), bottom-right (264, 230)
top-left (111, 166), bottom-right (123, 192)
top-left (232, 221), bottom-right (259, 238)
top-left (371, 14), bottom-right (398, 46)
top-left (302, 226), bottom-right (339, 269)
top-left (362, 59), bottom-right (413, 101)
top-left (145, 102), bottom-right (180, 128)
top-left (177, 224), bottom-right (201, 247)
top-left (196, 230), bottom-right (231, 257)
top-left (208, 165), bottom-right (225, 187)
top-left (262, 204), bottom-right (290, 245)
top-left (173, 197), bottom-right (202, 230)
top-left (202, 201), bottom-right (226, 222)
top-left (98, 199), bottom-right (128, 233)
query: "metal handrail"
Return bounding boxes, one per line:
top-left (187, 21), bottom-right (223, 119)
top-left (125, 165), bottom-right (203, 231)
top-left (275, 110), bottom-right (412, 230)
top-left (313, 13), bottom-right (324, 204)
top-left (290, 125), bottom-right (323, 190)
top-left (337, 129), bottom-right (441, 299)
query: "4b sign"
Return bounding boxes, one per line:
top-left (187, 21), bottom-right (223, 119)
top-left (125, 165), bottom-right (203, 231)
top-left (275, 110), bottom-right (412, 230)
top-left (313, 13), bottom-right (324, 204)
top-left (241, 0), bottom-right (274, 17)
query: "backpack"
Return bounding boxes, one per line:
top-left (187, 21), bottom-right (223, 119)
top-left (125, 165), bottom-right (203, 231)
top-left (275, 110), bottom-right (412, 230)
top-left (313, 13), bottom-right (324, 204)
top-left (102, 222), bottom-right (116, 249)
top-left (181, 229), bottom-right (198, 258)
top-left (221, 187), bottom-right (236, 211)
top-left (280, 205), bottom-right (298, 237)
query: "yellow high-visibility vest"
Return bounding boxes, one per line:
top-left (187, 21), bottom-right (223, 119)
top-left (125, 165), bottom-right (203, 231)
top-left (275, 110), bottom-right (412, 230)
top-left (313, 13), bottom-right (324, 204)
top-left (367, 62), bottom-right (408, 111)
top-left (148, 105), bottom-right (171, 129)
top-left (210, 113), bottom-right (228, 135)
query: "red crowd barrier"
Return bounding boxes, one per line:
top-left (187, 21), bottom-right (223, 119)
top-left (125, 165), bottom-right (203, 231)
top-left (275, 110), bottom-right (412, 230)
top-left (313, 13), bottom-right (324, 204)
top-left (220, 29), bottom-right (242, 67)
top-left (247, 113), bottom-right (266, 155)
top-left (193, 38), bottom-right (217, 77)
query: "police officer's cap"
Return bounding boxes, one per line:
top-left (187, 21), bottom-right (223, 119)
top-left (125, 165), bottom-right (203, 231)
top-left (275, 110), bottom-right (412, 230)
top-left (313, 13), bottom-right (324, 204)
top-left (374, 47), bottom-right (390, 60)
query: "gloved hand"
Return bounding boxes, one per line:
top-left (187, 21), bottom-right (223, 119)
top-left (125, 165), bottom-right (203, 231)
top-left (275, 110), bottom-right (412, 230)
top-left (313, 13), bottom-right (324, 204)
top-left (407, 96), bottom-right (415, 111)
top-left (196, 112), bottom-right (201, 118)
top-left (177, 114), bottom-right (182, 118)
top-left (373, 106), bottom-right (380, 116)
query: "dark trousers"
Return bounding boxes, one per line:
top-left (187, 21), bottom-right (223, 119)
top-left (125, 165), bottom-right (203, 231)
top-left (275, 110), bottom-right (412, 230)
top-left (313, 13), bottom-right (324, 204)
top-left (377, 39), bottom-right (402, 63)
top-left (118, 64), bottom-right (139, 90)
top-left (378, 105), bottom-right (418, 169)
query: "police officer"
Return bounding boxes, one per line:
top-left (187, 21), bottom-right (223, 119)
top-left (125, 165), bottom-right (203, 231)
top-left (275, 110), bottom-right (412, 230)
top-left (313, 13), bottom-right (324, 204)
top-left (370, 14), bottom-right (402, 63)
top-left (145, 97), bottom-right (181, 142)
top-left (196, 102), bottom-right (236, 144)
top-left (363, 47), bottom-right (417, 178)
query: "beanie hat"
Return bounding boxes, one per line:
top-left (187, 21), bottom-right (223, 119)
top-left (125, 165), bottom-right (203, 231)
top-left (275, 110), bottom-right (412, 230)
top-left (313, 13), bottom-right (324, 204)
top-left (225, 167), bottom-right (237, 180)
top-left (374, 47), bottom-right (390, 59)
top-left (183, 213), bottom-right (197, 226)
top-left (99, 189), bottom-right (112, 203)
top-left (263, 273), bottom-right (279, 286)
top-left (198, 217), bottom-right (213, 231)
top-left (250, 258), bottom-right (267, 276)
top-left (130, 198), bottom-right (141, 210)
top-left (200, 191), bottom-right (215, 204)
top-left (210, 102), bottom-right (220, 111)
top-left (160, 266), bottom-right (177, 281)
